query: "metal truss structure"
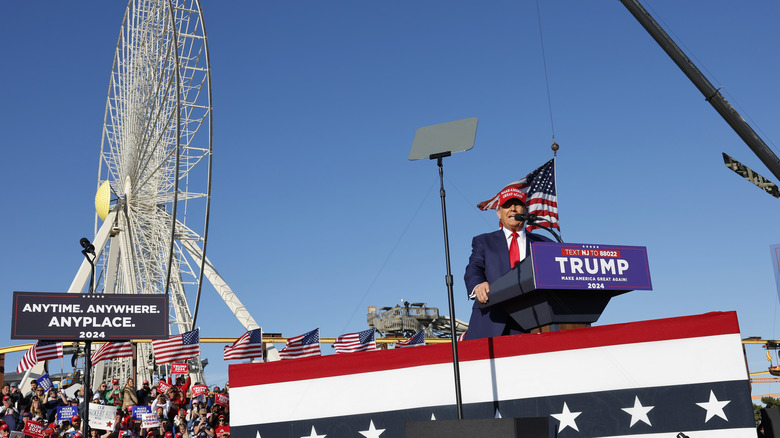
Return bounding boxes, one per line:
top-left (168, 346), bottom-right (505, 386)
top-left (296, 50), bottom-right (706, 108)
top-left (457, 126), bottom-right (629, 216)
top-left (63, 0), bottom-right (258, 389)
top-left (367, 302), bottom-right (468, 339)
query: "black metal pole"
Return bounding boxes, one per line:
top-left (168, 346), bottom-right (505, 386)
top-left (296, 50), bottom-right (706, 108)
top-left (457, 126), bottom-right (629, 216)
top-left (431, 153), bottom-right (464, 419)
top-left (80, 239), bottom-right (96, 436)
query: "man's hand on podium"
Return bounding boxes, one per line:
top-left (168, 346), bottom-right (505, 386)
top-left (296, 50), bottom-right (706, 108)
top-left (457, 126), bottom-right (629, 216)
top-left (474, 282), bottom-right (490, 304)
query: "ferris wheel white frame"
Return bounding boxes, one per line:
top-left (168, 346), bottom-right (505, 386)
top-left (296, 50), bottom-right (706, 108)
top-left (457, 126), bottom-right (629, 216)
top-left (66, 0), bottom-right (258, 386)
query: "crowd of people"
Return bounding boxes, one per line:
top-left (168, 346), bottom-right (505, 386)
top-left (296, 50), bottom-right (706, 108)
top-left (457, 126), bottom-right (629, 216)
top-left (0, 377), bottom-right (229, 438)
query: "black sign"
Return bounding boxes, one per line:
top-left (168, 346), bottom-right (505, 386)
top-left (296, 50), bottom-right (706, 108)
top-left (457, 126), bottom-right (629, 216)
top-left (12, 292), bottom-right (169, 341)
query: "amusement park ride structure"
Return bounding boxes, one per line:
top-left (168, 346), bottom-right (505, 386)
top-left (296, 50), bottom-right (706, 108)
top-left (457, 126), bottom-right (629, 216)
top-left (18, 0), bottom-right (261, 389)
top-left (367, 301), bottom-right (468, 340)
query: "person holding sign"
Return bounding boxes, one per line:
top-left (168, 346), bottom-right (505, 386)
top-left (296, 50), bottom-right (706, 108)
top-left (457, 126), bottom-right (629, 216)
top-left (106, 380), bottom-right (122, 407)
top-left (165, 373), bottom-right (190, 407)
top-left (464, 187), bottom-right (553, 340)
top-left (94, 383), bottom-right (108, 406)
top-left (150, 394), bottom-right (170, 420)
top-left (43, 389), bottom-right (64, 425)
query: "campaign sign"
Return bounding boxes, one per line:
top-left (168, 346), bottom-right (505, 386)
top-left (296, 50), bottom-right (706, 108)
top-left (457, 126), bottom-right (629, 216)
top-left (158, 381), bottom-right (172, 394)
top-left (23, 420), bottom-right (44, 438)
top-left (192, 385), bottom-right (208, 398)
top-left (36, 374), bottom-right (53, 392)
top-left (57, 406), bottom-right (78, 424)
top-left (531, 242), bottom-right (652, 291)
top-left (171, 363), bottom-right (188, 375)
top-left (132, 405), bottom-right (152, 421)
top-left (89, 403), bottom-right (117, 430)
top-left (142, 413), bottom-right (160, 429)
top-left (215, 393), bottom-right (229, 408)
top-left (11, 292), bottom-right (169, 341)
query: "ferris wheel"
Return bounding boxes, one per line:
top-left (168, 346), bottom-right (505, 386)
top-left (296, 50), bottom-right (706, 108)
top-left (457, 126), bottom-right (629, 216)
top-left (65, 0), bottom-right (258, 386)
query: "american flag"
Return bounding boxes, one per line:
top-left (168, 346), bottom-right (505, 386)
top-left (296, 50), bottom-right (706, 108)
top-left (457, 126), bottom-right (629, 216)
top-left (279, 328), bottom-right (320, 359)
top-left (16, 341), bottom-right (63, 373)
top-left (224, 329), bottom-right (264, 361)
top-left (152, 328), bottom-right (200, 364)
top-left (90, 341), bottom-right (133, 363)
top-left (334, 329), bottom-right (376, 354)
top-left (395, 330), bottom-right (425, 348)
top-left (477, 158), bottom-right (559, 233)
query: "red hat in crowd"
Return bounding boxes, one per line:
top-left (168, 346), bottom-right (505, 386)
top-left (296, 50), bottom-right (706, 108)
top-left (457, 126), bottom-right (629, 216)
top-left (165, 433), bottom-right (173, 438)
top-left (0, 425), bottom-right (9, 431)
top-left (112, 379), bottom-right (119, 385)
top-left (71, 415), bottom-right (81, 422)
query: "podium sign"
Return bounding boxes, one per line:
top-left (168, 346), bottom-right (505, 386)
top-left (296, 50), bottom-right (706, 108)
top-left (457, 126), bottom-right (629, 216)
top-left (531, 242), bottom-right (652, 291)
top-left (479, 242), bottom-right (652, 331)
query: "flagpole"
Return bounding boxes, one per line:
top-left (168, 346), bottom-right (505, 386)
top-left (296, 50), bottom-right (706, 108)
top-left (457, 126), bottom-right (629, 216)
top-left (552, 156), bottom-right (561, 241)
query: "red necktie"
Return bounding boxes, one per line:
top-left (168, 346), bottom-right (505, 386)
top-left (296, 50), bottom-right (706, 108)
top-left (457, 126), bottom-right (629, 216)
top-left (509, 232), bottom-right (520, 268)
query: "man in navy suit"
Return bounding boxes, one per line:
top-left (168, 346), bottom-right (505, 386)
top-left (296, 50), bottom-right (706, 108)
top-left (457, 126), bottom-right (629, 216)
top-left (463, 187), bottom-right (552, 340)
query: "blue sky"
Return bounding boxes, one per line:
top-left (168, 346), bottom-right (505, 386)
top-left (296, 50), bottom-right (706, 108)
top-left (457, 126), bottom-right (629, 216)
top-left (1, 1), bottom-right (780, 399)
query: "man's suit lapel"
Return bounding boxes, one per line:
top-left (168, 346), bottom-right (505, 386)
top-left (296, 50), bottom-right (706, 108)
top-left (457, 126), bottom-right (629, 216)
top-left (489, 229), bottom-right (510, 275)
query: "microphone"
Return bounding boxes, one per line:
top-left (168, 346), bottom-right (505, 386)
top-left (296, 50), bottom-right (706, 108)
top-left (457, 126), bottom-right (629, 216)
top-left (512, 213), bottom-right (537, 223)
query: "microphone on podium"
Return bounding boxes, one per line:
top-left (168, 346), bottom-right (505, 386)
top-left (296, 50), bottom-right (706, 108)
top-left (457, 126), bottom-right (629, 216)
top-left (512, 213), bottom-right (538, 223)
top-left (512, 213), bottom-right (563, 243)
